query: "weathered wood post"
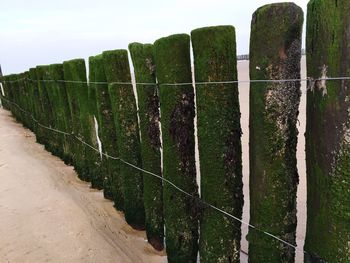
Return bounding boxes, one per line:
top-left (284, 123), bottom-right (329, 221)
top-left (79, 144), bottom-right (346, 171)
top-left (191, 25), bottom-right (243, 263)
top-left (305, 0), bottom-right (350, 262)
top-left (154, 34), bottom-right (199, 262)
top-left (48, 64), bottom-right (74, 164)
top-left (43, 66), bottom-right (62, 157)
top-left (90, 54), bottom-right (124, 209)
top-left (9, 74), bottom-right (19, 120)
top-left (87, 56), bottom-right (104, 189)
top-left (102, 49), bottom-right (145, 229)
top-left (36, 65), bottom-right (56, 152)
top-left (29, 68), bottom-right (41, 139)
top-left (63, 59), bottom-right (90, 181)
top-left (91, 54), bottom-right (124, 207)
top-left (129, 42), bottom-right (164, 251)
top-left (22, 71), bottom-right (32, 129)
top-left (248, 3), bottom-right (303, 262)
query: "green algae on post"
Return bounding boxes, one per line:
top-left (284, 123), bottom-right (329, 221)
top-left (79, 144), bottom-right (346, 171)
top-left (153, 34), bottom-right (198, 263)
top-left (129, 42), bottom-right (164, 251)
top-left (102, 49), bottom-right (145, 229)
top-left (305, 0), bottom-right (350, 262)
top-left (191, 25), bottom-right (243, 263)
top-left (63, 59), bottom-right (91, 182)
top-left (36, 65), bottom-right (57, 153)
top-left (43, 65), bottom-right (63, 157)
top-left (48, 64), bottom-right (74, 165)
top-left (91, 54), bottom-right (124, 209)
top-left (87, 56), bottom-right (104, 190)
top-left (28, 68), bottom-right (41, 140)
top-left (248, 3), bottom-right (303, 262)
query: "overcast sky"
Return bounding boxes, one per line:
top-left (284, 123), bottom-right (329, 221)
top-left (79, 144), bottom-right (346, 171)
top-left (1, 0), bottom-right (309, 75)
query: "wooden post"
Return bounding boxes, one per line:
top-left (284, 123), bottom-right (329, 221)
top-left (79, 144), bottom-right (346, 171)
top-left (63, 59), bottom-right (90, 182)
top-left (48, 64), bottom-right (74, 164)
top-left (43, 66), bottom-right (62, 157)
top-left (90, 54), bottom-right (124, 209)
top-left (102, 49), bottom-right (145, 229)
top-left (154, 34), bottom-right (198, 263)
top-left (305, 0), bottom-right (350, 261)
top-left (87, 56), bottom-right (104, 189)
top-left (129, 42), bottom-right (164, 251)
top-left (191, 25), bottom-right (243, 263)
top-left (29, 68), bottom-right (40, 139)
top-left (36, 65), bottom-right (56, 152)
top-left (248, 3), bottom-right (303, 262)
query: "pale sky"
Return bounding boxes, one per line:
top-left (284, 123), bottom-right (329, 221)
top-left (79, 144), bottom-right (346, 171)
top-left (1, 0), bottom-right (309, 75)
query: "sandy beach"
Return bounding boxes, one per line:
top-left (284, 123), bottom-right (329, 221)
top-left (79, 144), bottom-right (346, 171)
top-left (0, 57), bottom-right (307, 262)
top-left (0, 109), bottom-right (165, 262)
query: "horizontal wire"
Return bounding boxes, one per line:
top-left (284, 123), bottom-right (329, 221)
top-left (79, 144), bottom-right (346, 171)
top-left (2, 75), bottom-right (350, 86)
top-left (0, 95), bottom-right (308, 256)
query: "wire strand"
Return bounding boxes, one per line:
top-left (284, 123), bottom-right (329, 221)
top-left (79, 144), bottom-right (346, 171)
top-left (2, 75), bottom-right (350, 86)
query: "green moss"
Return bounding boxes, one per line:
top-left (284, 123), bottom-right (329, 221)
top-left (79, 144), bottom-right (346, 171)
top-left (191, 25), bottom-right (243, 263)
top-left (129, 42), bottom-right (164, 250)
top-left (42, 65), bottom-right (63, 157)
top-left (36, 65), bottom-right (57, 153)
top-left (248, 3), bottom-right (303, 262)
top-left (90, 54), bottom-right (124, 209)
top-left (153, 34), bottom-right (198, 263)
top-left (87, 56), bottom-right (104, 190)
top-left (22, 71), bottom-right (33, 130)
top-left (48, 64), bottom-right (74, 164)
top-left (102, 49), bottom-right (145, 229)
top-left (9, 74), bottom-right (20, 120)
top-left (28, 68), bottom-right (41, 139)
top-left (63, 59), bottom-right (91, 182)
top-left (305, 0), bottom-right (350, 261)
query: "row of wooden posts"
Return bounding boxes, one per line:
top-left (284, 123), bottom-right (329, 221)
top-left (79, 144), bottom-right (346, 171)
top-left (1, 1), bottom-right (349, 262)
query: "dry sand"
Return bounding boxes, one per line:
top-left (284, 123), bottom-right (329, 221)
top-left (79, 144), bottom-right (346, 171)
top-left (0, 57), bottom-right (307, 262)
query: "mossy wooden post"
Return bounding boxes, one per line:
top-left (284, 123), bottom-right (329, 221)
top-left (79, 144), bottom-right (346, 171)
top-left (10, 74), bottom-right (19, 120)
top-left (129, 42), bottom-right (164, 250)
top-left (4, 75), bottom-right (13, 111)
top-left (6, 75), bottom-right (15, 113)
top-left (0, 75), bottom-right (9, 110)
top-left (48, 64), bottom-right (74, 164)
top-left (87, 56), bottom-right (104, 189)
top-left (154, 34), bottom-right (198, 263)
top-left (43, 66), bottom-right (62, 157)
top-left (34, 67), bottom-right (48, 146)
top-left (191, 26), bottom-right (243, 263)
top-left (102, 49), bottom-right (145, 229)
top-left (22, 71), bottom-right (32, 129)
top-left (19, 73), bottom-right (28, 125)
top-left (248, 3), bottom-right (303, 262)
top-left (91, 55), bottom-right (124, 210)
top-left (17, 73), bottom-right (26, 123)
top-left (305, 0), bottom-right (350, 261)
top-left (29, 68), bottom-right (40, 139)
top-left (63, 59), bottom-right (91, 181)
top-left (36, 65), bottom-right (56, 152)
